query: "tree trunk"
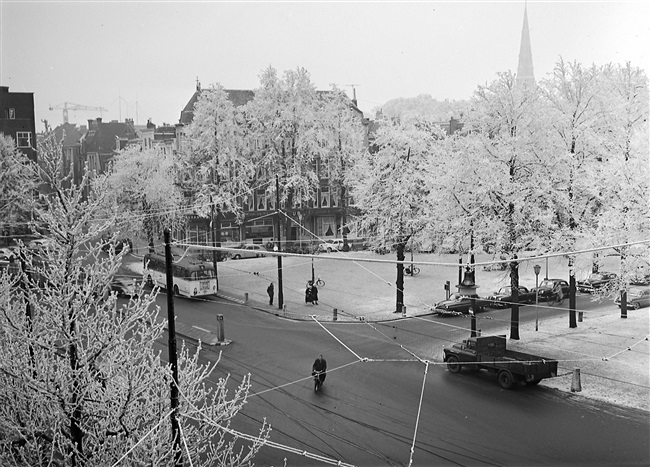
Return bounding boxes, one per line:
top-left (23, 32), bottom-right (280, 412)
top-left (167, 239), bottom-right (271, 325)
top-left (69, 319), bottom-right (84, 465)
top-left (509, 255), bottom-right (520, 340)
top-left (396, 243), bottom-right (405, 313)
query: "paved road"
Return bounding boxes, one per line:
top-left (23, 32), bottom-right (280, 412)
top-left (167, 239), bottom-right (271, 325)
top-left (140, 292), bottom-right (649, 467)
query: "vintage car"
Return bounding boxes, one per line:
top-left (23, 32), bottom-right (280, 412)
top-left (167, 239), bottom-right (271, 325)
top-left (318, 239), bottom-right (346, 253)
top-left (230, 244), bottom-right (267, 260)
top-left (486, 286), bottom-right (536, 308)
top-left (531, 279), bottom-right (570, 301)
top-left (109, 276), bottom-right (138, 298)
top-left (577, 272), bottom-right (618, 293)
top-left (614, 287), bottom-right (650, 310)
top-left (434, 293), bottom-right (491, 315)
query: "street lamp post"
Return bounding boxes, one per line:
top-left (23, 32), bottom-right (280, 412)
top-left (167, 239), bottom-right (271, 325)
top-left (534, 264), bottom-right (541, 331)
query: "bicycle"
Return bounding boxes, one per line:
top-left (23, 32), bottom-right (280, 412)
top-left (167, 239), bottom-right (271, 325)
top-left (404, 265), bottom-right (420, 276)
top-left (309, 277), bottom-right (325, 287)
top-left (313, 371), bottom-right (324, 392)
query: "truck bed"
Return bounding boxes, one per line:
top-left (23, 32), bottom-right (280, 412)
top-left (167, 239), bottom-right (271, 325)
top-left (443, 336), bottom-right (558, 387)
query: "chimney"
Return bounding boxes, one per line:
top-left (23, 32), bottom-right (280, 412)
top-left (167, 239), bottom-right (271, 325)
top-left (88, 119), bottom-right (94, 129)
top-left (96, 117), bottom-right (102, 124)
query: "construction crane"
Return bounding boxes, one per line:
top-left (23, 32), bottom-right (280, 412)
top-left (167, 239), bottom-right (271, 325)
top-left (49, 102), bottom-right (108, 124)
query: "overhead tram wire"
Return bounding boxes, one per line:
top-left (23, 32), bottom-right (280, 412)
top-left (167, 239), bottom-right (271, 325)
top-left (175, 239), bottom-right (650, 269)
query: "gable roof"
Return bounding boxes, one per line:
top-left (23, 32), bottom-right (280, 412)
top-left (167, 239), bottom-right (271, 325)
top-left (180, 89), bottom-right (255, 125)
top-left (54, 122), bottom-right (84, 147)
top-left (83, 120), bottom-right (138, 154)
top-left (179, 87), bottom-right (363, 126)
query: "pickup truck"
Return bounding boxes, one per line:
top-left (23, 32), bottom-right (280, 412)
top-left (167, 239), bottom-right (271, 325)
top-left (443, 336), bottom-right (558, 389)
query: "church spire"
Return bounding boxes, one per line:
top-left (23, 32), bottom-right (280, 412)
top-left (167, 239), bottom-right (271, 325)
top-left (516, 3), bottom-right (535, 88)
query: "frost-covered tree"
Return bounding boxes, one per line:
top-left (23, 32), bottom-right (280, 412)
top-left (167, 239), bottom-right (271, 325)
top-left (0, 135), bottom-right (39, 239)
top-left (436, 71), bottom-right (554, 337)
top-left (182, 83), bottom-right (255, 225)
top-left (98, 145), bottom-right (184, 252)
top-left (591, 63), bottom-right (649, 302)
top-left (538, 59), bottom-right (606, 252)
top-left (347, 116), bottom-right (440, 312)
top-left (380, 94), bottom-right (470, 123)
top-left (0, 134), bottom-right (269, 466)
top-left (246, 66), bottom-right (365, 243)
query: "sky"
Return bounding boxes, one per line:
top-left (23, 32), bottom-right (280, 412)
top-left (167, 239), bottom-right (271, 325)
top-left (1, 1), bottom-right (648, 131)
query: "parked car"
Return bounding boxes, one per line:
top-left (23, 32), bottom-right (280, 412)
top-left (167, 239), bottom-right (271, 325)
top-left (577, 272), bottom-right (618, 293)
top-left (318, 239), bottom-right (347, 253)
top-left (0, 247), bottom-right (16, 261)
top-left (434, 293), bottom-right (491, 315)
top-left (486, 286), bottom-right (535, 308)
top-left (101, 238), bottom-right (132, 254)
top-left (230, 244), bottom-right (267, 260)
top-left (28, 238), bottom-right (53, 250)
top-left (531, 279), bottom-right (570, 301)
top-left (614, 287), bottom-right (650, 310)
top-left (110, 276), bottom-right (138, 298)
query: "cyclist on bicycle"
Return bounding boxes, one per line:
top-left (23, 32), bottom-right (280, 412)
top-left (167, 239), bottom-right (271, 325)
top-left (312, 354), bottom-right (327, 387)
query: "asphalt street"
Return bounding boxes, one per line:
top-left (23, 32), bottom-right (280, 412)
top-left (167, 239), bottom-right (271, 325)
top-left (138, 291), bottom-right (649, 467)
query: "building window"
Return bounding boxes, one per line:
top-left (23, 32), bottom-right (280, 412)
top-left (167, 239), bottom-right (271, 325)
top-left (320, 188), bottom-right (330, 208)
top-left (16, 131), bottom-right (32, 148)
top-left (5, 108), bottom-right (16, 119)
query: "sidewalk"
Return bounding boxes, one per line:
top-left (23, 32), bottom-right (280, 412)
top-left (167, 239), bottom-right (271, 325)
top-left (122, 250), bottom-right (650, 413)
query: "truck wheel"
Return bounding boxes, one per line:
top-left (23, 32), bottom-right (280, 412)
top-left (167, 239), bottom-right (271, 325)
top-left (633, 302), bottom-right (640, 310)
top-left (525, 377), bottom-right (542, 386)
top-left (446, 355), bottom-right (462, 373)
top-left (498, 370), bottom-right (515, 390)
top-left (146, 275), bottom-right (153, 287)
top-left (173, 285), bottom-right (179, 296)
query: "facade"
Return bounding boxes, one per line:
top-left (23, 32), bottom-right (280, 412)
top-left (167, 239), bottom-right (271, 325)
top-left (80, 117), bottom-right (139, 175)
top-left (53, 122), bottom-right (85, 187)
top-left (0, 86), bottom-right (37, 162)
top-left (139, 119), bottom-right (181, 156)
top-left (177, 82), bottom-right (370, 250)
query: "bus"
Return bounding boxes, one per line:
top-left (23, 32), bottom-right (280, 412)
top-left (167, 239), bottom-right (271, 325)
top-left (143, 253), bottom-right (217, 298)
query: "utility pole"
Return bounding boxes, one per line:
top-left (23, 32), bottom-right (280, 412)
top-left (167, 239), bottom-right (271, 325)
top-left (164, 229), bottom-right (182, 466)
top-left (275, 175), bottom-right (284, 309)
top-left (569, 256), bottom-right (577, 328)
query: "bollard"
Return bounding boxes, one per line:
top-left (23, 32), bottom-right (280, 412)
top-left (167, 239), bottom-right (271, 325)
top-left (571, 368), bottom-right (582, 392)
top-left (216, 314), bottom-right (225, 342)
top-left (244, 292), bottom-right (248, 303)
top-left (333, 308), bottom-right (338, 321)
top-left (402, 305), bottom-right (406, 317)
top-left (578, 311), bottom-right (583, 322)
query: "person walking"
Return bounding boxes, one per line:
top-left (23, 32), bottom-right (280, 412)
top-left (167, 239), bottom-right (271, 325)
top-left (267, 282), bottom-right (274, 305)
top-left (305, 280), bottom-right (319, 305)
top-left (311, 282), bottom-right (319, 305)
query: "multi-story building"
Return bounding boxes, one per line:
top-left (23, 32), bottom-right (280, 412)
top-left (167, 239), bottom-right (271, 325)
top-left (80, 117), bottom-right (139, 175)
top-left (0, 86), bottom-right (37, 162)
top-left (177, 82), bottom-right (370, 250)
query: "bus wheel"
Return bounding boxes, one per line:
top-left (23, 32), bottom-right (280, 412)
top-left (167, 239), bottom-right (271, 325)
top-left (173, 285), bottom-right (179, 296)
top-left (146, 275), bottom-right (153, 287)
